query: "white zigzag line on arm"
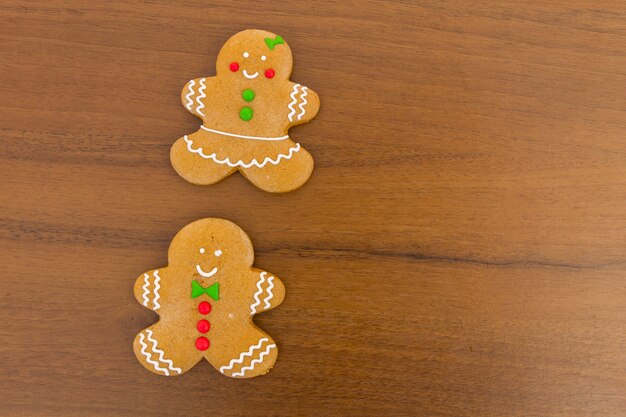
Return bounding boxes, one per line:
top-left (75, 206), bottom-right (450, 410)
top-left (152, 270), bottom-right (161, 311)
top-left (141, 273), bottom-right (150, 307)
top-left (263, 275), bottom-right (275, 309)
top-left (232, 344), bottom-right (276, 377)
top-left (195, 78), bottom-right (206, 116)
top-left (287, 84), bottom-right (300, 121)
top-left (138, 332), bottom-right (170, 375)
top-left (219, 337), bottom-right (268, 374)
top-left (185, 79), bottom-right (196, 111)
top-left (250, 272), bottom-right (266, 315)
top-left (145, 329), bottom-right (181, 374)
top-left (296, 86), bottom-right (308, 120)
top-left (184, 136), bottom-right (301, 168)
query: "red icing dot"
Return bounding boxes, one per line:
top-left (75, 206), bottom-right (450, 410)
top-left (198, 301), bottom-right (211, 314)
top-left (264, 68), bottom-right (275, 78)
top-left (197, 319), bottom-right (210, 333)
top-left (230, 62), bottom-right (239, 72)
top-left (195, 336), bottom-right (210, 351)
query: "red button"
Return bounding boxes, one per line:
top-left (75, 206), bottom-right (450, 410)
top-left (229, 62), bottom-right (239, 72)
top-left (198, 301), bottom-right (211, 314)
top-left (264, 68), bottom-right (275, 78)
top-left (197, 319), bottom-right (210, 333)
top-left (195, 336), bottom-right (210, 351)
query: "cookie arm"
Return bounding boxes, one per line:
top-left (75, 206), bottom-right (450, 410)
top-left (285, 83), bottom-right (320, 126)
top-left (134, 268), bottom-right (166, 312)
top-left (248, 269), bottom-right (285, 315)
top-left (180, 77), bottom-right (212, 119)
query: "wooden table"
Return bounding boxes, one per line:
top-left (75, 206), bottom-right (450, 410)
top-left (1, 1), bottom-right (625, 416)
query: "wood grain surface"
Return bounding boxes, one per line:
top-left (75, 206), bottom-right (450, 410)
top-left (1, 1), bottom-right (626, 416)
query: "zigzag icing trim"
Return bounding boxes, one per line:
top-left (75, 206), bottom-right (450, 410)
top-left (231, 343), bottom-right (276, 377)
top-left (141, 273), bottom-right (150, 307)
top-left (250, 272), bottom-right (267, 315)
top-left (195, 78), bottom-right (206, 116)
top-left (263, 275), bottom-right (275, 310)
top-left (288, 84), bottom-right (308, 122)
top-left (296, 86), bottom-right (308, 120)
top-left (287, 84), bottom-right (300, 121)
top-left (185, 79), bottom-right (196, 111)
top-left (138, 330), bottom-right (182, 375)
top-left (152, 271), bottom-right (161, 311)
top-left (220, 337), bottom-right (268, 374)
top-left (184, 135), bottom-right (300, 168)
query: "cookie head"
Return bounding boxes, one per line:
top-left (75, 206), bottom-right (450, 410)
top-left (217, 29), bottom-right (293, 82)
top-left (168, 218), bottom-right (255, 273)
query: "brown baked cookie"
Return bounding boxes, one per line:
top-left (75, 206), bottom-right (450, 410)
top-left (132, 218), bottom-right (285, 378)
top-left (170, 29), bottom-right (320, 193)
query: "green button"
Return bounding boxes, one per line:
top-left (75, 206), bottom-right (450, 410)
top-left (242, 89), bottom-right (255, 101)
top-left (239, 107), bottom-right (253, 121)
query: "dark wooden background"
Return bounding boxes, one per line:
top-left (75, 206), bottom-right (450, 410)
top-left (2, 1), bottom-right (626, 416)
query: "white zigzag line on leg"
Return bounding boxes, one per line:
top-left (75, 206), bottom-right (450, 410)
top-left (220, 338), bottom-right (268, 374)
top-left (262, 276), bottom-right (275, 309)
top-left (185, 79), bottom-right (196, 111)
top-left (141, 273), bottom-right (150, 307)
top-left (296, 86), bottom-right (308, 120)
top-left (195, 78), bottom-right (206, 116)
top-left (231, 344), bottom-right (277, 377)
top-left (138, 332), bottom-right (170, 375)
top-left (184, 136), bottom-right (300, 168)
top-left (287, 84), bottom-right (300, 121)
top-left (250, 272), bottom-right (266, 315)
top-left (152, 270), bottom-right (161, 311)
top-left (145, 329), bottom-right (181, 374)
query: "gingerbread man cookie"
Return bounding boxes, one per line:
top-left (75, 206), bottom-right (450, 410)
top-left (133, 218), bottom-right (285, 378)
top-left (170, 29), bottom-right (320, 193)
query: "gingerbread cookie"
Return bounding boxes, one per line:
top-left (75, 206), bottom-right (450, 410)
top-left (170, 29), bottom-right (320, 193)
top-left (133, 218), bottom-right (285, 378)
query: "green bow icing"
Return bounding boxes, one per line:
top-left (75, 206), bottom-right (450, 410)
top-left (264, 35), bottom-right (284, 50)
top-left (191, 281), bottom-right (219, 301)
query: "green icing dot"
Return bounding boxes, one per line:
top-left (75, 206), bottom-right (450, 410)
top-left (242, 89), bottom-right (255, 101)
top-left (239, 107), bottom-right (253, 121)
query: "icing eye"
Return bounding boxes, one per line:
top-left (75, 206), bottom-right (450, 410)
top-left (243, 51), bottom-right (250, 58)
top-left (229, 62), bottom-right (239, 72)
top-left (199, 248), bottom-right (205, 254)
top-left (265, 68), bottom-right (275, 79)
top-left (214, 250), bottom-right (223, 257)
top-left (261, 55), bottom-right (267, 61)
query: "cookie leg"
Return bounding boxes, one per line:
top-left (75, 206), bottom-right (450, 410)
top-left (240, 145), bottom-right (313, 193)
top-left (133, 324), bottom-right (200, 376)
top-left (170, 136), bottom-right (236, 185)
top-left (213, 328), bottom-right (279, 379)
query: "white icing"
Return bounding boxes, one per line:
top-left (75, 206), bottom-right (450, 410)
top-left (263, 275), bottom-right (275, 309)
top-left (261, 55), bottom-right (267, 61)
top-left (184, 135), bottom-right (301, 168)
top-left (220, 337), bottom-right (269, 374)
top-left (152, 271), bottom-right (161, 311)
top-left (200, 125), bottom-right (288, 141)
top-left (199, 248), bottom-right (205, 254)
top-left (196, 264), bottom-right (218, 278)
top-left (231, 343), bottom-right (276, 377)
top-left (287, 84), bottom-right (300, 121)
top-left (214, 249), bottom-right (222, 256)
top-left (138, 330), bottom-right (182, 375)
top-left (297, 86), bottom-right (308, 120)
top-left (250, 272), bottom-right (267, 315)
top-left (243, 70), bottom-right (258, 79)
top-left (185, 79), bottom-right (196, 111)
top-left (195, 78), bottom-right (207, 116)
top-left (141, 273), bottom-right (150, 307)
top-left (243, 51), bottom-right (249, 58)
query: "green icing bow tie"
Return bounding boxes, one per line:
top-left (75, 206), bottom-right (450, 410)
top-left (264, 35), bottom-right (284, 50)
top-left (191, 281), bottom-right (219, 301)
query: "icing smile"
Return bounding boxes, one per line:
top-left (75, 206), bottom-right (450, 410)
top-left (196, 264), bottom-right (218, 278)
top-left (243, 69), bottom-right (259, 79)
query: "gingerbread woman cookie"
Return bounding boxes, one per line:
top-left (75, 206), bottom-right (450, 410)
top-left (133, 218), bottom-right (285, 378)
top-left (170, 29), bottom-right (320, 193)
